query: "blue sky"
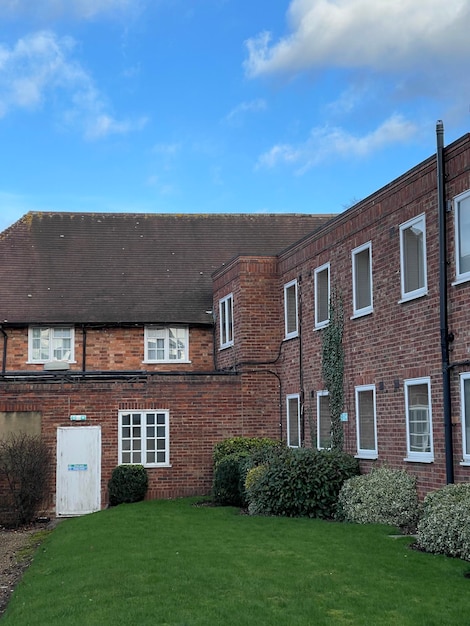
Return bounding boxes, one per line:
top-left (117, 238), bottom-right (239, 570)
top-left (1, 0), bottom-right (469, 232)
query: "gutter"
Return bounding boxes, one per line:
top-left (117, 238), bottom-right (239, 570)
top-left (0, 327), bottom-right (7, 375)
top-left (437, 120), bottom-right (454, 484)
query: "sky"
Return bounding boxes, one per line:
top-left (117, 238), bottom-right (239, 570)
top-left (1, 0), bottom-right (470, 232)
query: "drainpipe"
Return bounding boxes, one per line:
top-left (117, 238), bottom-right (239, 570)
top-left (0, 326), bottom-right (7, 374)
top-left (437, 120), bottom-right (454, 484)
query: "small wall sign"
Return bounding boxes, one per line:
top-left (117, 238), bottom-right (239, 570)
top-left (70, 414), bottom-right (86, 421)
top-left (340, 412), bottom-right (348, 422)
top-left (68, 464), bottom-right (88, 471)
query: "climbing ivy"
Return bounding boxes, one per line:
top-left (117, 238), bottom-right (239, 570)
top-left (321, 289), bottom-right (344, 451)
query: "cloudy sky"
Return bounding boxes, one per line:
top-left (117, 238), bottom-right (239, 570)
top-left (1, 0), bottom-right (469, 231)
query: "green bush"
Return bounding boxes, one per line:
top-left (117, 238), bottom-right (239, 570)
top-left (416, 483), bottom-right (470, 561)
top-left (336, 467), bottom-right (420, 531)
top-left (212, 436), bottom-right (283, 467)
top-left (108, 464), bottom-right (148, 506)
top-left (212, 452), bottom-right (251, 506)
top-left (245, 448), bottom-right (359, 519)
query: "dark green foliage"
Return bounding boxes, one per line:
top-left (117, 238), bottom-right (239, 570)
top-left (0, 433), bottom-right (52, 527)
top-left (212, 436), bottom-right (283, 467)
top-left (212, 452), bottom-right (251, 506)
top-left (245, 447), bottom-right (359, 519)
top-left (108, 464), bottom-right (148, 506)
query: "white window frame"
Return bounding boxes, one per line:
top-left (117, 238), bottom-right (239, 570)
top-left (355, 385), bottom-right (378, 459)
top-left (460, 373), bottom-right (470, 465)
top-left (314, 263), bottom-right (330, 329)
top-left (404, 377), bottom-right (434, 463)
top-left (219, 293), bottom-right (234, 349)
top-left (284, 279), bottom-right (298, 339)
top-left (118, 410), bottom-right (170, 467)
top-left (454, 190), bottom-right (470, 284)
top-left (316, 390), bottom-right (331, 450)
top-left (399, 214), bottom-right (427, 302)
top-left (286, 394), bottom-right (301, 448)
top-left (144, 326), bottom-right (189, 363)
top-left (352, 242), bottom-right (373, 318)
top-left (28, 326), bottom-right (75, 363)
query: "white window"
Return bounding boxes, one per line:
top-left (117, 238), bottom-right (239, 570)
top-left (400, 214), bottom-right (427, 301)
top-left (352, 242), bottom-right (373, 317)
top-left (460, 373), bottom-right (470, 463)
top-left (454, 190), bottom-right (470, 283)
top-left (28, 326), bottom-right (74, 363)
top-left (286, 394), bottom-right (301, 448)
top-left (404, 378), bottom-right (433, 462)
top-left (219, 294), bottom-right (234, 349)
top-left (317, 390), bottom-right (331, 450)
top-left (145, 327), bottom-right (189, 362)
top-left (355, 385), bottom-right (377, 459)
top-left (314, 263), bottom-right (330, 329)
top-left (284, 280), bottom-right (298, 339)
top-left (119, 410), bottom-right (169, 467)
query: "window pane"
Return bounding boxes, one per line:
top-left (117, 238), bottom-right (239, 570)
top-left (287, 396), bottom-right (300, 447)
top-left (407, 383), bottom-right (430, 453)
top-left (316, 268), bottom-right (329, 324)
top-left (354, 248), bottom-right (371, 311)
top-left (464, 378), bottom-right (470, 456)
top-left (357, 389), bottom-right (375, 450)
top-left (403, 221), bottom-right (425, 293)
top-left (285, 283), bottom-right (297, 335)
top-left (318, 394), bottom-right (331, 449)
top-left (458, 195), bottom-right (470, 275)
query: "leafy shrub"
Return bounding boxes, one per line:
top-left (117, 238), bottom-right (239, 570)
top-left (212, 452), bottom-right (251, 506)
top-left (0, 433), bottom-right (52, 527)
top-left (212, 437), bottom-right (283, 467)
top-left (416, 483), bottom-right (470, 561)
top-left (337, 467), bottom-right (420, 531)
top-left (245, 448), bottom-right (359, 519)
top-left (108, 464), bottom-right (148, 506)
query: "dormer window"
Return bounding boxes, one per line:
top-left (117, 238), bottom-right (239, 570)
top-left (28, 326), bottom-right (75, 363)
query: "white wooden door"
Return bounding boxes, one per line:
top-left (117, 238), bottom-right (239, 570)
top-left (56, 426), bottom-right (101, 517)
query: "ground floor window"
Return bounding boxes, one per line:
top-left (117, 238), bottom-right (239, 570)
top-left (404, 378), bottom-right (433, 463)
top-left (286, 394), bottom-right (300, 447)
top-left (355, 385), bottom-right (377, 459)
top-left (460, 373), bottom-right (470, 463)
top-left (317, 391), bottom-right (331, 450)
top-left (119, 410), bottom-right (169, 466)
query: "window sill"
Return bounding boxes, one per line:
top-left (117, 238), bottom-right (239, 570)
top-left (219, 343), bottom-right (234, 351)
top-left (452, 276), bottom-right (470, 287)
top-left (27, 360), bottom-right (77, 365)
top-left (143, 360), bottom-right (191, 364)
top-left (284, 333), bottom-right (299, 341)
top-left (398, 290), bottom-right (428, 305)
top-left (313, 322), bottom-right (329, 332)
top-left (143, 464), bottom-right (172, 469)
top-left (404, 455), bottom-right (434, 464)
top-left (459, 460), bottom-right (470, 467)
top-left (355, 453), bottom-right (378, 460)
top-left (350, 309), bottom-right (373, 321)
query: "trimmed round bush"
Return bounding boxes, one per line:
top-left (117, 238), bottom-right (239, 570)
top-left (416, 483), bottom-right (470, 561)
top-left (108, 464), bottom-right (148, 506)
top-left (212, 436), bottom-right (283, 467)
top-left (245, 448), bottom-right (359, 519)
top-left (212, 452), bottom-right (251, 506)
top-left (337, 467), bottom-right (420, 531)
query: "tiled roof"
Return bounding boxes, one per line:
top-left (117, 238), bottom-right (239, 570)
top-left (0, 212), bottom-right (335, 325)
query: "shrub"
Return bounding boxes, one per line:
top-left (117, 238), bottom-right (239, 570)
top-left (337, 467), bottom-right (420, 531)
top-left (0, 433), bottom-right (51, 527)
top-left (245, 448), bottom-right (359, 519)
top-left (212, 452), bottom-right (251, 506)
top-left (108, 464), bottom-right (148, 506)
top-left (212, 437), bottom-right (283, 467)
top-left (416, 483), bottom-right (470, 561)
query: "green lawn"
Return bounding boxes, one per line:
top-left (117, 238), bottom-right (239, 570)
top-left (3, 498), bottom-right (469, 625)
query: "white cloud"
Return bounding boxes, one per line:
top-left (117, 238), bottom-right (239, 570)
top-left (225, 98), bottom-right (267, 125)
top-left (0, 30), bottom-right (147, 139)
top-left (0, 0), bottom-right (140, 21)
top-left (244, 0), bottom-right (470, 77)
top-left (256, 114), bottom-right (417, 173)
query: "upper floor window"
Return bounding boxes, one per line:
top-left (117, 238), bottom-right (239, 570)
top-left (119, 410), bottom-right (169, 467)
top-left (460, 373), bottom-right (470, 464)
top-left (355, 385), bottom-right (377, 459)
top-left (28, 326), bottom-right (74, 363)
top-left (400, 214), bottom-right (427, 301)
top-left (284, 279), bottom-right (298, 339)
top-left (455, 190), bottom-right (470, 283)
top-left (286, 394), bottom-right (301, 448)
top-left (352, 242), bottom-right (373, 317)
top-left (314, 263), bottom-right (330, 329)
top-left (145, 326), bottom-right (189, 362)
top-left (317, 390), bottom-right (331, 450)
top-left (219, 294), bottom-right (234, 349)
top-left (404, 377), bottom-right (433, 463)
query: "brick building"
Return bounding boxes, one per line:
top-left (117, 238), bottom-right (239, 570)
top-left (1, 126), bottom-right (469, 515)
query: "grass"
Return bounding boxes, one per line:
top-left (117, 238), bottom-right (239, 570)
top-left (3, 498), bottom-right (469, 625)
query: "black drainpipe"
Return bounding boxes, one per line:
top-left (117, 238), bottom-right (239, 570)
top-left (437, 120), bottom-right (454, 484)
top-left (0, 327), bottom-right (7, 374)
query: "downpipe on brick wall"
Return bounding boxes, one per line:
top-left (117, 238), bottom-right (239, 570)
top-left (437, 120), bottom-right (454, 484)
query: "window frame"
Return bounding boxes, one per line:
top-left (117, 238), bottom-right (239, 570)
top-left (399, 214), bottom-right (428, 302)
top-left (454, 189), bottom-right (470, 284)
top-left (316, 390), bottom-right (331, 450)
top-left (314, 263), bottom-right (330, 329)
top-left (28, 326), bottom-right (75, 363)
top-left (284, 279), bottom-right (298, 339)
top-left (144, 326), bottom-right (190, 363)
top-left (352, 242), bottom-right (373, 318)
top-left (460, 373), bottom-right (470, 464)
top-left (355, 385), bottom-right (378, 459)
top-left (118, 409), bottom-right (170, 467)
top-left (286, 394), bottom-right (301, 448)
top-left (404, 377), bottom-right (434, 463)
top-left (219, 293), bottom-right (234, 349)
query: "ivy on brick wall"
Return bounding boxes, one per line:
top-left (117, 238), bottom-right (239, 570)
top-left (321, 289), bottom-right (344, 451)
